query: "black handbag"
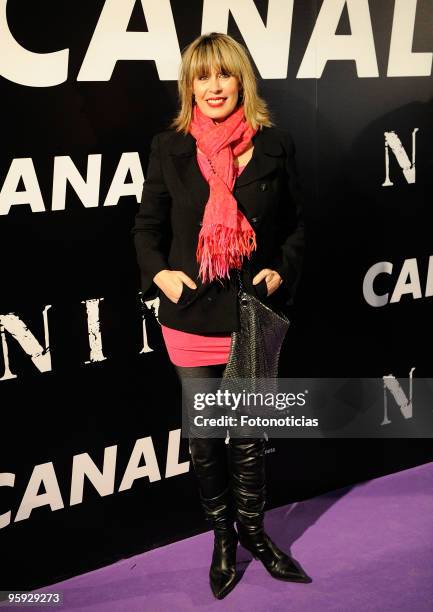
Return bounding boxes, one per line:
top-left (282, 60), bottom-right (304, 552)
top-left (223, 269), bottom-right (290, 380)
top-left (221, 270), bottom-right (290, 439)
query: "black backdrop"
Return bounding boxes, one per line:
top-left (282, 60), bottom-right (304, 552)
top-left (1, 0), bottom-right (432, 590)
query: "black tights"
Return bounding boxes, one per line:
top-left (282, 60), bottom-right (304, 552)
top-left (174, 363), bottom-right (229, 499)
top-left (174, 363), bottom-right (227, 380)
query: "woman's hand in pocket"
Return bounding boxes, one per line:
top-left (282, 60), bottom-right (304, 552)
top-left (153, 270), bottom-right (197, 304)
top-left (252, 268), bottom-right (283, 297)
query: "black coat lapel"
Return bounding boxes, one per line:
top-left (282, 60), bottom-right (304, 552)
top-left (236, 128), bottom-right (284, 188)
top-left (168, 133), bottom-right (209, 214)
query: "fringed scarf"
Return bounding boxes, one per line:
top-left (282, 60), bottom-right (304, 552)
top-left (189, 104), bottom-right (257, 284)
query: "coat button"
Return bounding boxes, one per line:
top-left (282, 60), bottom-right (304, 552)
top-left (259, 183), bottom-right (268, 191)
top-left (250, 216), bottom-right (259, 226)
top-left (198, 221), bottom-right (203, 227)
top-left (207, 296), bottom-right (213, 302)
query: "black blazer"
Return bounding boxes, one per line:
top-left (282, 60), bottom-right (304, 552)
top-left (132, 126), bottom-right (305, 334)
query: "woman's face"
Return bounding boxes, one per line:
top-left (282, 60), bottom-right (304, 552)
top-left (192, 66), bottom-right (240, 122)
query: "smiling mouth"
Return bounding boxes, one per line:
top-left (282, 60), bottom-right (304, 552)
top-left (206, 98), bottom-right (227, 105)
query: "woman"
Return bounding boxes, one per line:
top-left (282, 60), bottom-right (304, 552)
top-left (132, 32), bottom-right (309, 599)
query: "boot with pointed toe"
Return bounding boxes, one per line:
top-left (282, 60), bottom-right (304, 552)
top-left (201, 488), bottom-right (239, 599)
top-left (189, 438), bottom-right (239, 599)
top-left (229, 437), bottom-right (311, 584)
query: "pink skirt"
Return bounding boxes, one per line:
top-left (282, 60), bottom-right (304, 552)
top-left (161, 325), bottom-right (231, 367)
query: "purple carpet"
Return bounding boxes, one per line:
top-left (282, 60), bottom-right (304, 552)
top-left (32, 462), bottom-right (433, 611)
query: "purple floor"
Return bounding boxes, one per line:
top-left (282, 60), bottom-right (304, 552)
top-left (33, 462), bottom-right (433, 611)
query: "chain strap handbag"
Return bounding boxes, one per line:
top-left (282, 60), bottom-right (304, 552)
top-left (221, 269), bottom-right (290, 439)
top-left (223, 268), bottom-right (290, 379)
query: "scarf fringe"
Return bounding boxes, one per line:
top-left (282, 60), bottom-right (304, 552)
top-left (196, 225), bottom-right (257, 283)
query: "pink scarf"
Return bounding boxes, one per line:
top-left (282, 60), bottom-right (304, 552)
top-left (189, 104), bottom-right (257, 284)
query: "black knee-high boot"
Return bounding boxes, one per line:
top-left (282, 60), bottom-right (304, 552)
top-left (229, 437), bottom-right (311, 583)
top-left (189, 437), bottom-right (239, 599)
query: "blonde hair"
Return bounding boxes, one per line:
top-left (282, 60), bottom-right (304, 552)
top-left (170, 32), bottom-right (273, 133)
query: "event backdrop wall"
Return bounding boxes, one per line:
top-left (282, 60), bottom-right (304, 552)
top-left (1, 0), bottom-right (432, 590)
